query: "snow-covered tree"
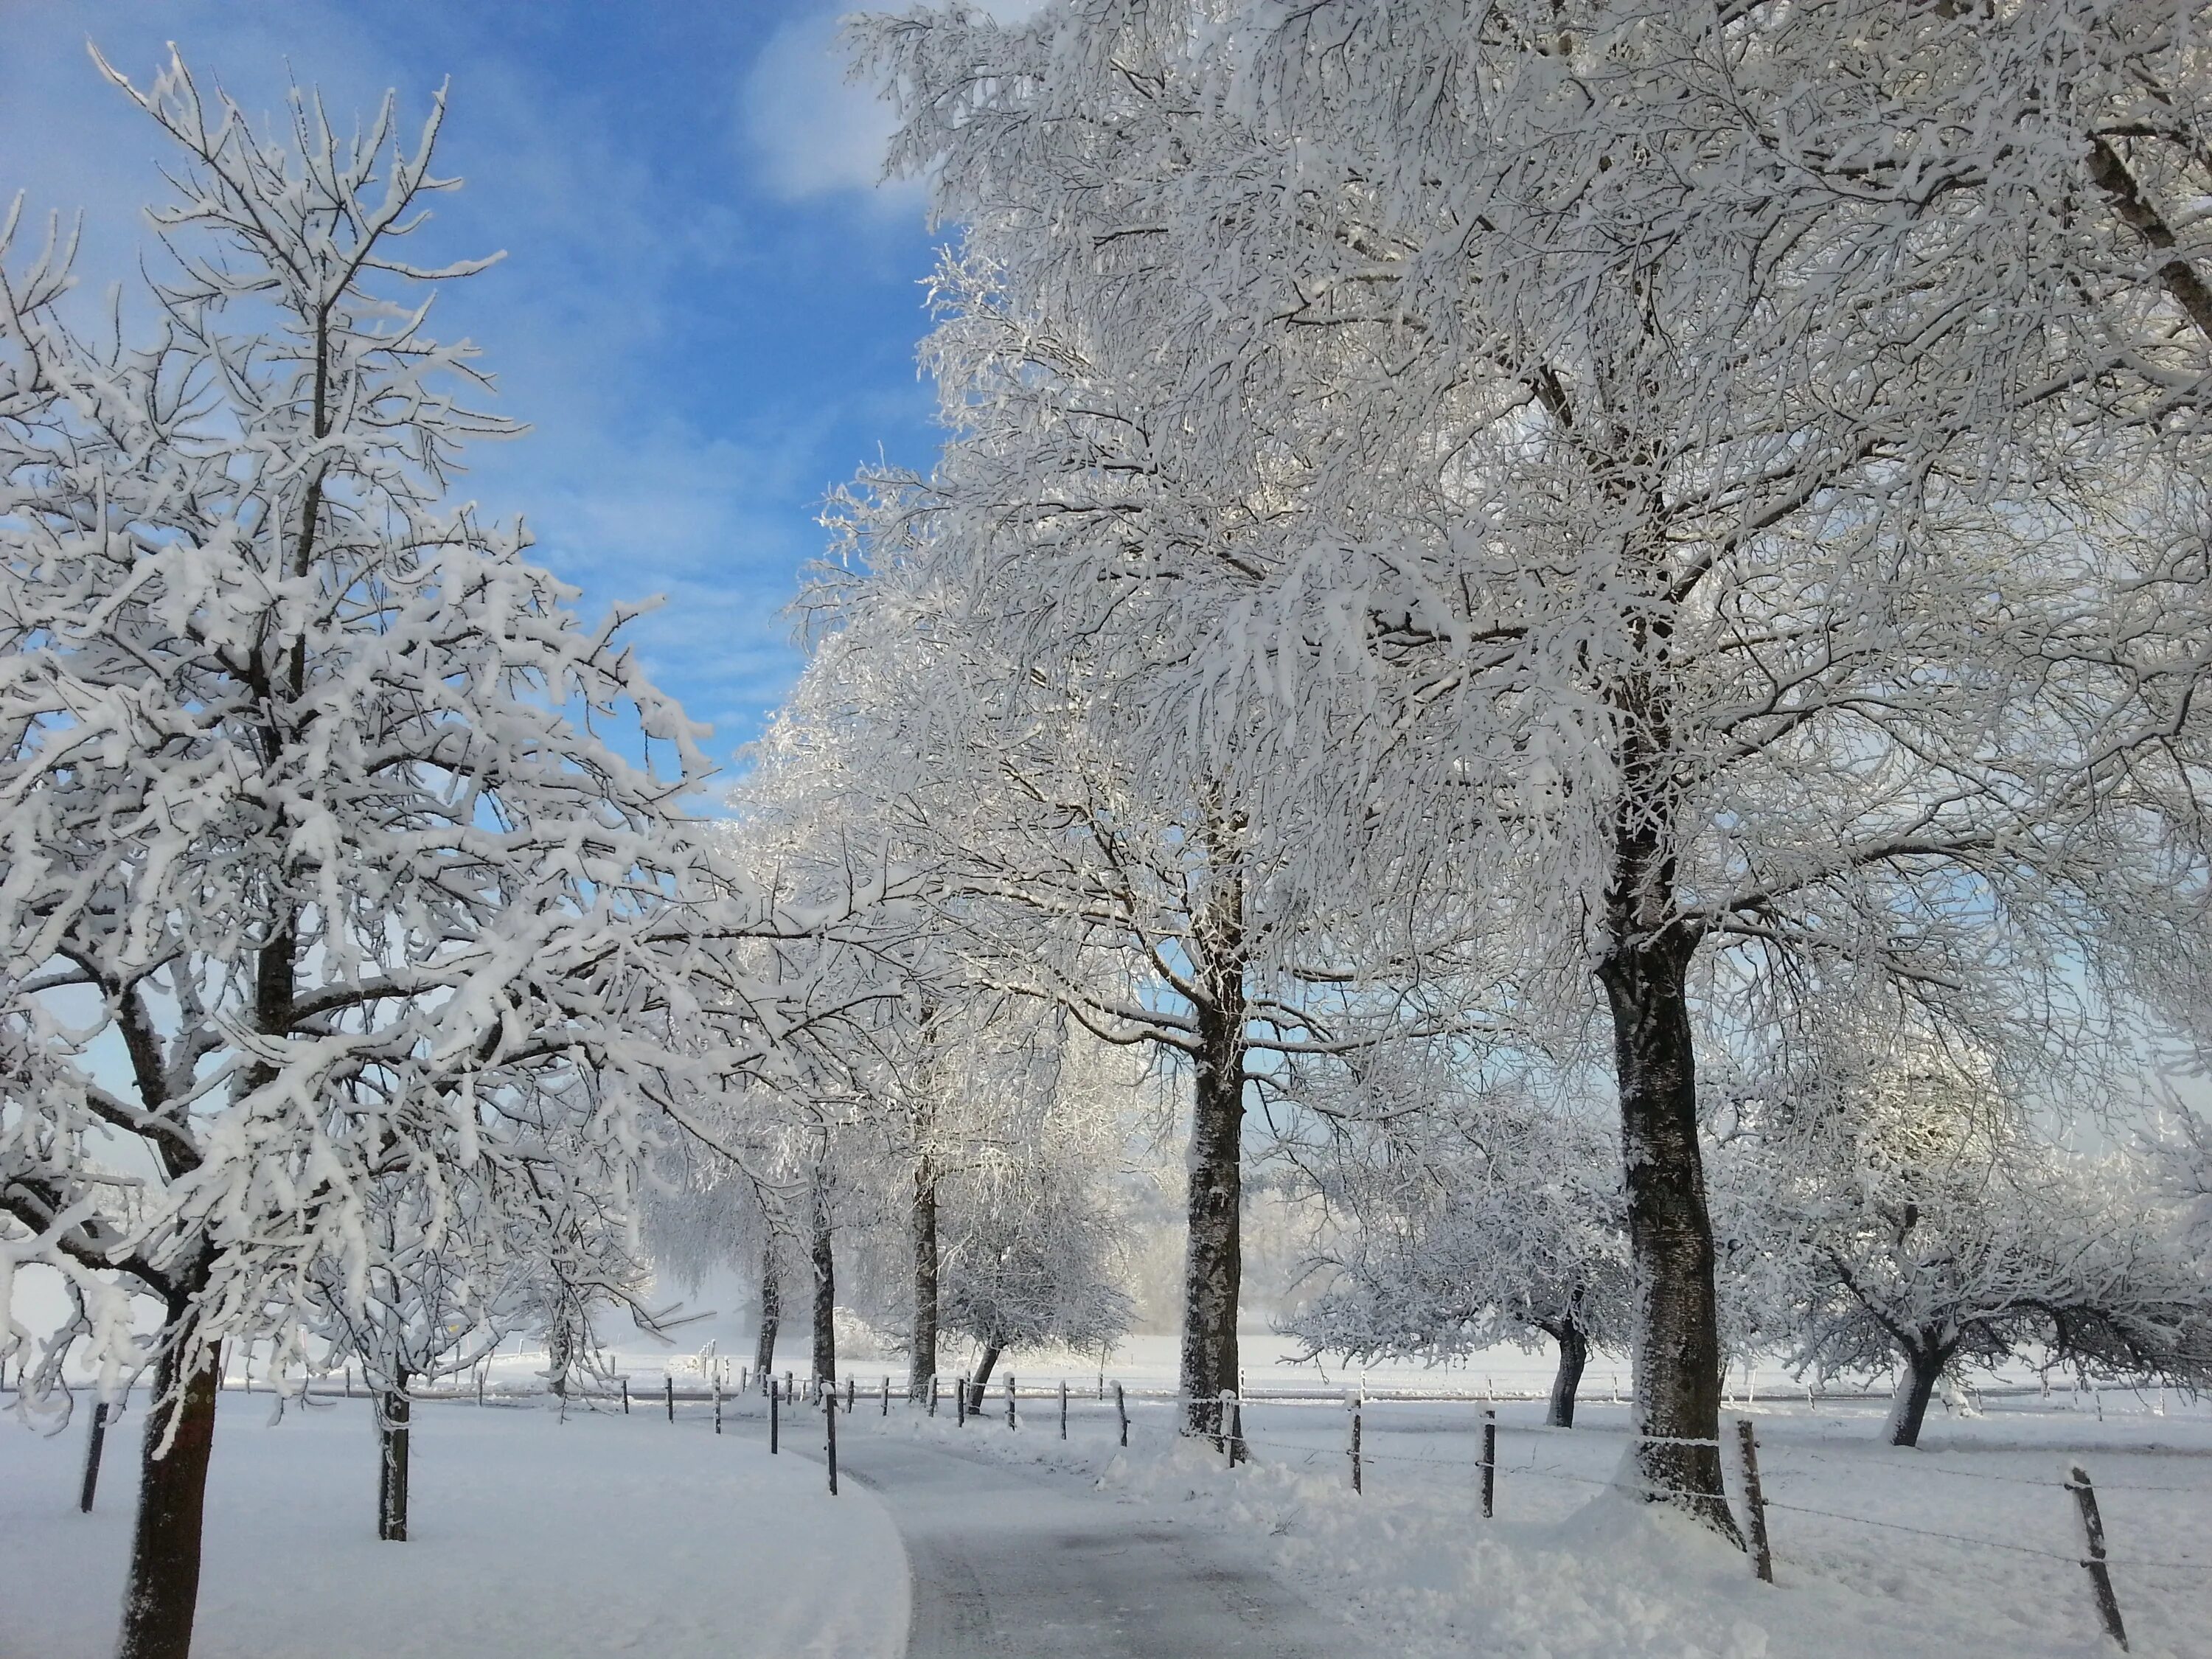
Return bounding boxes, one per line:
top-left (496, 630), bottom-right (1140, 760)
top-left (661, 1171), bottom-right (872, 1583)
top-left (802, 504), bottom-right (1500, 1440)
top-left (1282, 1058), bottom-right (1627, 1428)
top-left (854, 0), bottom-right (2212, 1531)
top-left (721, 714), bottom-right (1151, 1408)
top-left (941, 1048), bottom-right (1137, 1411)
top-left (818, 984), bottom-right (1080, 1402)
top-left (709, 706), bottom-right (1158, 1416)
top-left (310, 1171), bottom-right (501, 1545)
top-left (779, 572), bottom-right (1272, 1434)
top-left (301, 1077), bottom-right (660, 1539)
top-left (0, 55), bottom-right (720, 1655)
top-left (1735, 1037), bottom-right (2212, 1447)
top-left (647, 1128), bottom-right (793, 1388)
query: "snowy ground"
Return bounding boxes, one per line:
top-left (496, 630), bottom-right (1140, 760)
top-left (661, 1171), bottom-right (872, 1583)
top-left (807, 1371), bottom-right (2212, 1659)
top-left (0, 1391), bottom-right (907, 1659)
top-left (12, 1343), bottom-right (2206, 1659)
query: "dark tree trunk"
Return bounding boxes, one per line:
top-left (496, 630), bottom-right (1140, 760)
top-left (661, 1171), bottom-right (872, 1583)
top-left (1180, 985), bottom-right (1245, 1441)
top-left (754, 1237), bottom-right (780, 1386)
top-left (377, 1371), bottom-right (411, 1542)
top-left (1885, 1340), bottom-right (1950, 1448)
top-left (809, 1163), bottom-right (837, 1388)
top-left (910, 1149), bottom-right (939, 1402)
top-left (1598, 930), bottom-right (1737, 1537)
top-left (1546, 1324), bottom-right (1590, 1429)
top-left (967, 1341), bottom-right (1004, 1413)
top-left (116, 1319), bottom-right (221, 1659)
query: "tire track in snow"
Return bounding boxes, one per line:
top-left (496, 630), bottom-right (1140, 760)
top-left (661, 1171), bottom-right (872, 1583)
top-left (826, 1432), bottom-right (1357, 1657)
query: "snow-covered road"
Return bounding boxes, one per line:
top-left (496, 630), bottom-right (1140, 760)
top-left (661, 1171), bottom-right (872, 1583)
top-left (830, 1433), bottom-right (1361, 1658)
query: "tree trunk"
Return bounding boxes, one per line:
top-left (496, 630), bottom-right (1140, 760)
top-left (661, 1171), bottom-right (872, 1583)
top-left (910, 1150), bottom-right (939, 1402)
top-left (546, 1318), bottom-right (571, 1400)
top-left (1884, 1342), bottom-right (1949, 1448)
top-left (754, 1237), bottom-right (780, 1385)
top-left (809, 1162), bottom-right (837, 1389)
top-left (377, 1372), bottom-right (411, 1542)
top-left (1180, 979), bottom-right (1245, 1441)
top-left (1546, 1324), bottom-right (1590, 1430)
top-left (1598, 931), bottom-right (1737, 1538)
top-left (116, 1323), bottom-right (221, 1659)
top-left (967, 1341), bottom-right (1004, 1413)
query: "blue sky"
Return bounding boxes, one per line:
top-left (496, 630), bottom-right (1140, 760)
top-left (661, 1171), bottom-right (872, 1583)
top-left (1, 0), bottom-right (978, 772)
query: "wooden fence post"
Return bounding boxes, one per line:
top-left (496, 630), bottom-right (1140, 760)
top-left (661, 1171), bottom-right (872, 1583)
top-left (956, 1374), bottom-right (967, 1425)
top-left (476, 1368), bottom-right (484, 1408)
top-left (824, 1390), bottom-right (839, 1497)
top-left (769, 1385), bottom-right (779, 1455)
top-left (1349, 1397), bottom-right (1363, 1495)
top-left (1006, 1371), bottom-right (1018, 1430)
top-left (883, 1374), bottom-right (891, 1416)
top-left (664, 1375), bottom-right (674, 1423)
top-left (1225, 1392), bottom-right (1245, 1467)
top-left (846, 1374), bottom-right (856, 1415)
top-left (78, 1402), bottom-right (110, 1513)
top-left (2067, 1463), bottom-right (2129, 1649)
top-left (1060, 1378), bottom-right (1068, 1440)
top-left (714, 1374), bottom-right (723, 1436)
top-left (1481, 1408), bottom-right (1496, 1519)
top-left (622, 1377), bottom-right (630, 1415)
top-left (929, 1374), bottom-right (939, 1417)
top-left (1736, 1419), bottom-right (1774, 1584)
top-left (1115, 1380), bottom-right (1128, 1447)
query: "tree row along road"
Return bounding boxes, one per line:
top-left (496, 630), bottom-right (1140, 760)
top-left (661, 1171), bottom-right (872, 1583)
top-left (797, 1429), bottom-right (1358, 1658)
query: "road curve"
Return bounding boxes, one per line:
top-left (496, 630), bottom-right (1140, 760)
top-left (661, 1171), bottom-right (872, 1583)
top-left (830, 1432), bottom-right (1355, 1658)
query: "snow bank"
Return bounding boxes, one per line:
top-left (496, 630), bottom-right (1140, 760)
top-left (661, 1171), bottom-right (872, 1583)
top-left (0, 1395), bottom-right (906, 1659)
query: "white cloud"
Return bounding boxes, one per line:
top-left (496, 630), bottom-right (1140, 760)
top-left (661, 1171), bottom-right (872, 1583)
top-left (5, 2), bottom-right (946, 758)
top-left (740, 7), bottom-right (911, 203)
top-left (737, 0), bottom-right (1047, 203)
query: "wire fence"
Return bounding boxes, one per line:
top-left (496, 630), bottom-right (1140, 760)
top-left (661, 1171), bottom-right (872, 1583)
top-left (758, 1372), bottom-right (2210, 1648)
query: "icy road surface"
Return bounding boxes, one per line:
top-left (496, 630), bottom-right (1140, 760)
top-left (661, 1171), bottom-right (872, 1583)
top-left (831, 1433), bottom-right (1359, 1658)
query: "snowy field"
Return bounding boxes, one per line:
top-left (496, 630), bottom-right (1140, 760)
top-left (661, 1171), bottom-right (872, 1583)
top-left (574, 1328), bottom-right (2079, 1407)
top-left (0, 1393), bottom-right (907, 1659)
top-left (563, 1329), bottom-right (1655, 1401)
